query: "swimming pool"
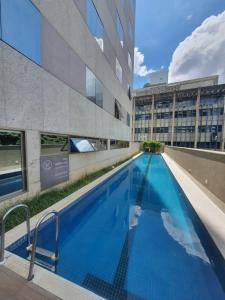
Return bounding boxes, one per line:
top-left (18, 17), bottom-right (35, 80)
top-left (8, 154), bottom-right (225, 299)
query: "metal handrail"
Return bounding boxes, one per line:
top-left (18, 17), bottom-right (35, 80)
top-left (0, 204), bottom-right (31, 264)
top-left (27, 210), bottom-right (59, 281)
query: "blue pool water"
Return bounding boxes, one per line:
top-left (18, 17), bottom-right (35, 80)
top-left (0, 172), bottom-right (23, 197)
top-left (8, 154), bottom-right (225, 299)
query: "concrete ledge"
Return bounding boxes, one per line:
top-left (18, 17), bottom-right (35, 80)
top-left (162, 153), bottom-right (225, 258)
top-left (3, 152), bottom-right (142, 300)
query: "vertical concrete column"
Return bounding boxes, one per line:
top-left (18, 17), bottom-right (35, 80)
top-left (221, 96), bottom-right (225, 151)
top-left (171, 92), bottom-right (176, 146)
top-left (25, 130), bottom-right (41, 195)
top-left (150, 95), bottom-right (154, 140)
top-left (194, 88), bottom-right (201, 148)
top-left (107, 139), bottom-right (110, 150)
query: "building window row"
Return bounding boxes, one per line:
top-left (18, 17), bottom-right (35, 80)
top-left (135, 114), bottom-right (151, 121)
top-left (198, 125), bottom-right (222, 133)
top-left (41, 134), bottom-right (108, 155)
top-left (175, 126), bottom-right (195, 133)
top-left (199, 108), bottom-right (224, 116)
top-left (175, 110), bottom-right (196, 118)
top-left (154, 112), bottom-right (173, 119)
top-left (200, 96), bottom-right (224, 106)
top-left (176, 99), bottom-right (196, 108)
top-left (153, 127), bottom-right (171, 133)
top-left (135, 128), bottom-right (150, 134)
top-left (154, 100), bottom-right (173, 109)
top-left (135, 104), bottom-right (152, 113)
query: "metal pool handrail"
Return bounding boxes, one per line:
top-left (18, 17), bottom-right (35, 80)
top-left (27, 210), bottom-right (59, 281)
top-left (0, 204), bottom-right (31, 264)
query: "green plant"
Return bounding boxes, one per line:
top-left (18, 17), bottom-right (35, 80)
top-left (142, 140), bottom-right (161, 153)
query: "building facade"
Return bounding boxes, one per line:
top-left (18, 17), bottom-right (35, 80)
top-left (133, 76), bottom-right (225, 151)
top-left (0, 0), bottom-right (138, 202)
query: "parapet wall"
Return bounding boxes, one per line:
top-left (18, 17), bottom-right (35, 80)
top-left (164, 146), bottom-right (225, 204)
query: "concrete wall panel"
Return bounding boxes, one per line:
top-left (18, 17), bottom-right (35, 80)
top-left (165, 146), bottom-right (225, 204)
top-left (1, 42), bottom-right (44, 130)
top-left (73, 0), bottom-right (86, 18)
top-left (41, 17), bottom-right (85, 96)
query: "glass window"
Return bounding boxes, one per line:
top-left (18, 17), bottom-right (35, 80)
top-left (175, 126), bottom-right (195, 133)
top-left (155, 100), bottom-right (173, 109)
top-left (115, 99), bottom-right (122, 120)
top-left (86, 0), bottom-right (104, 51)
top-left (153, 127), bottom-right (169, 133)
top-left (128, 52), bottom-right (132, 70)
top-left (95, 78), bottom-right (103, 107)
top-left (41, 134), bottom-right (68, 156)
top-left (0, 130), bottom-right (25, 198)
top-left (154, 112), bottom-right (172, 119)
top-left (176, 99), bottom-right (195, 108)
top-left (88, 138), bottom-right (107, 151)
top-left (70, 138), bottom-right (95, 153)
top-left (135, 114), bottom-right (151, 120)
top-left (127, 84), bottom-right (132, 100)
top-left (198, 125), bottom-right (222, 133)
top-left (116, 58), bottom-right (122, 83)
top-left (200, 96), bottom-right (224, 106)
top-left (116, 10), bottom-right (124, 47)
top-left (110, 140), bottom-right (129, 149)
top-left (1, 0), bottom-right (41, 64)
top-left (70, 137), bottom-right (107, 152)
top-left (86, 67), bottom-right (103, 107)
top-left (127, 113), bottom-right (130, 127)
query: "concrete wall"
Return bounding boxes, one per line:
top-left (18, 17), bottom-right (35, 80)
top-left (164, 146), bottom-right (225, 203)
top-left (69, 142), bottom-right (140, 181)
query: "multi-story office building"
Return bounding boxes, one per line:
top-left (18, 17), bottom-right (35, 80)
top-left (0, 0), bottom-right (138, 201)
top-left (133, 76), bottom-right (225, 151)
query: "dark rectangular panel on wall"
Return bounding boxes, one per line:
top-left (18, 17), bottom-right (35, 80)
top-left (1, 0), bottom-right (41, 64)
top-left (41, 16), bottom-right (85, 95)
top-left (40, 155), bottom-right (69, 190)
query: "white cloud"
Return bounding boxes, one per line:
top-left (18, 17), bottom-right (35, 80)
top-left (169, 10), bottom-right (225, 84)
top-left (134, 47), bottom-right (155, 77)
top-left (186, 14), bottom-right (192, 21)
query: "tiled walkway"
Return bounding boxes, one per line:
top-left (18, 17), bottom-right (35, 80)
top-left (0, 266), bottom-right (61, 300)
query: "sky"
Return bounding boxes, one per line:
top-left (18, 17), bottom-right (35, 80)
top-left (133, 0), bottom-right (225, 88)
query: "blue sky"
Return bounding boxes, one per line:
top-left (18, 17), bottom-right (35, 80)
top-left (134, 0), bottom-right (225, 88)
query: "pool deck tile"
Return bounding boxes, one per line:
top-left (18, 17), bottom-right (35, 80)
top-left (0, 266), bottom-right (60, 300)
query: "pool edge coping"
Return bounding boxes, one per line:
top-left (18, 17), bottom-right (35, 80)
top-left (162, 153), bottom-right (225, 259)
top-left (3, 152), bottom-right (143, 300)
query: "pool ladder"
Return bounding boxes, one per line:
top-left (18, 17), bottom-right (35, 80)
top-left (0, 204), bottom-right (59, 281)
